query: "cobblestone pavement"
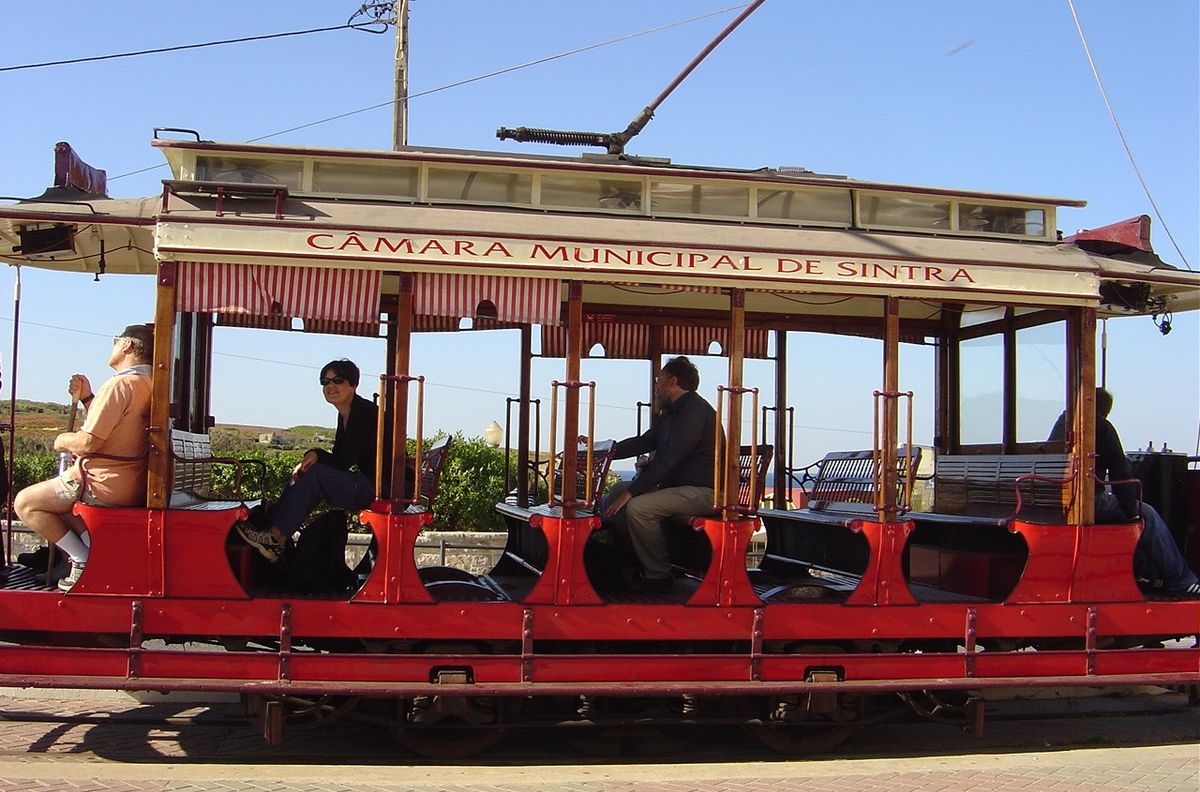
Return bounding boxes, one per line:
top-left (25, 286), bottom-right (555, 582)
top-left (0, 689), bottom-right (1195, 791)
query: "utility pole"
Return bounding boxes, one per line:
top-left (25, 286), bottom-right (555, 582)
top-left (392, 0), bottom-right (409, 150)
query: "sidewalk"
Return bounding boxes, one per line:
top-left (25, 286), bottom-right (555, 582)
top-left (0, 743), bottom-right (1195, 791)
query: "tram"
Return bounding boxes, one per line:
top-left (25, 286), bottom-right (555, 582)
top-left (0, 133), bottom-right (1197, 755)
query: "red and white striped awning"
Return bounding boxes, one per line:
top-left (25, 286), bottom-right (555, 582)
top-left (414, 273), bottom-right (560, 325)
top-left (540, 321), bottom-right (768, 359)
top-left (176, 262), bottom-right (381, 324)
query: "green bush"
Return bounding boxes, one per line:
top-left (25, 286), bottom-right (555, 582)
top-left (209, 449), bottom-right (304, 501)
top-left (11, 452), bottom-right (55, 493)
top-left (428, 433), bottom-right (509, 532)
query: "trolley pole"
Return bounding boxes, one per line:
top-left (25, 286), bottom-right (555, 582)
top-left (392, 0), bottom-right (409, 150)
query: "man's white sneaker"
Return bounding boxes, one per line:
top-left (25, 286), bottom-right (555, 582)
top-left (57, 558), bottom-right (86, 592)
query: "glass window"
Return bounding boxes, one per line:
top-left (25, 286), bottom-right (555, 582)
top-left (194, 156), bottom-right (302, 190)
top-left (1015, 322), bottom-right (1066, 442)
top-left (313, 161), bottom-right (418, 198)
top-left (959, 203), bottom-right (1047, 237)
top-left (540, 174), bottom-right (643, 212)
top-left (858, 193), bottom-right (950, 230)
top-left (650, 181), bottom-right (749, 217)
top-left (757, 186), bottom-right (852, 224)
top-left (428, 168), bottom-right (532, 204)
top-left (959, 334), bottom-right (1004, 445)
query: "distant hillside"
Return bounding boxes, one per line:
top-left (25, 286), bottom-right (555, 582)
top-left (2, 399), bottom-right (332, 454)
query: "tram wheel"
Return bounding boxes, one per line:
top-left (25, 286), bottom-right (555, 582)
top-left (280, 694), bottom-right (361, 731)
top-left (390, 695), bottom-right (520, 758)
top-left (743, 721), bottom-right (858, 755)
top-left (742, 693), bottom-right (860, 756)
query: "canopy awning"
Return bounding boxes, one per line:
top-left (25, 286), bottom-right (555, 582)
top-left (176, 261), bottom-right (381, 324)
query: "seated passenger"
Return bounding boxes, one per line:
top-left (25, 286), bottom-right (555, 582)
top-left (14, 324), bottom-right (154, 591)
top-left (238, 359), bottom-right (376, 562)
top-left (1049, 388), bottom-right (1199, 597)
top-left (600, 356), bottom-right (716, 594)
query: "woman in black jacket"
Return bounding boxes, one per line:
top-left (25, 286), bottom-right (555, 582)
top-left (238, 359), bottom-right (376, 562)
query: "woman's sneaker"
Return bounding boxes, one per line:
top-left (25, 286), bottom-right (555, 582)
top-left (57, 558), bottom-right (86, 592)
top-left (236, 522), bottom-right (284, 562)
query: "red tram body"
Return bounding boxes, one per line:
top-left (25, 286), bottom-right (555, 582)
top-left (0, 138), bottom-right (1196, 754)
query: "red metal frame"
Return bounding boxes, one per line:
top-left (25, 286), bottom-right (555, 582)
top-left (2, 504), bottom-right (1197, 697)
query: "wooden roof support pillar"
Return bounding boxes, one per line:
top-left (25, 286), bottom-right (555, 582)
top-left (561, 281), bottom-right (584, 517)
top-left (146, 262), bottom-right (177, 510)
top-left (772, 329), bottom-right (789, 509)
top-left (1068, 308), bottom-right (1097, 524)
top-left (515, 324), bottom-right (533, 508)
top-left (935, 304), bottom-right (963, 454)
top-left (878, 297), bottom-right (901, 521)
top-left (1002, 308), bottom-right (1017, 453)
top-left (388, 274), bottom-right (414, 501)
top-left (722, 290), bottom-right (746, 516)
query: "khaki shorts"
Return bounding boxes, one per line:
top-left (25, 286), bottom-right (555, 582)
top-left (51, 471), bottom-right (104, 506)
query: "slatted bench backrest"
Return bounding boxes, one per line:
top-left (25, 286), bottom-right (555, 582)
top-left (806, 447), bottom-right (920, 510)
top-left (932, 453), bottom-right (1072, 516)
top-left (170, 430), bottom-right (214, 504)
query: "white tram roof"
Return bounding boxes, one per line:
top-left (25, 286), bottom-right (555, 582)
top-left (0, 138), bottom-right (1196, 319)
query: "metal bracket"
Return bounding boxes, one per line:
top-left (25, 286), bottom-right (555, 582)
top-left (521, 608), bottom-right (534, 683)
top-left (278, 604), bottom-right (292, 681)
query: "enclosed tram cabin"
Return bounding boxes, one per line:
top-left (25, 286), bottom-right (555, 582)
top-left (0, 138), bottom-right (1196, 739)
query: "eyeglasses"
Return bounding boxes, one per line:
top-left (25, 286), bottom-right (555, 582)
top-left (319, 376), bottom-right (348, 386)
top-left (112, 336), bottom-right (126, 344)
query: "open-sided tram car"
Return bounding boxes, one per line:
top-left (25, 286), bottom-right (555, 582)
top-left (0, 136), bottom-right (1196, 755)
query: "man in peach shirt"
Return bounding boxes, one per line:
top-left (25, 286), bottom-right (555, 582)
top-left (14, 324), bottom-right (153, 591)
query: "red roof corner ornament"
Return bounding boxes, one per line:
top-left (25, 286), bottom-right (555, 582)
top-left (1064, 215), bottom-right (1153, 254)
top-left (54, 141), bottom-right (108, 196)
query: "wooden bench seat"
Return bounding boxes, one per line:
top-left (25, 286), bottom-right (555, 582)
top-left (908, 453), bottom-right (1073, 526)
top-left (169, 429), bottom-right (264, 510)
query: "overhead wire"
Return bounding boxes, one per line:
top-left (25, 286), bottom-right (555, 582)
top-left (0, 21), bottom-right (387, 74)
top-left (1066, 0), bottom-right (1192, 270)
top-left (108, 4), bottom-right (749, 181)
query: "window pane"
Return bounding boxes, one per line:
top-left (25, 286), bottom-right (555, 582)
top-left (959, 335), bottom-right (1003, 444)
top-left (960, 203), bottom-right (1046, 237)
top-left (541, 174), bottom-right (642, 211)
top-left (313, 162), bottom-right (417, 198)
top-left (428, 168), bottom-right (532, 204)
top-left (858, 193), bottom-right (950, 230)
top-left (757, 187), bottom-right (851, 224)
top-left (650, 181), bottom-right (749, 217)
top-left (1016, 322), bottom-right (1066, 442)
top-left (195, 156), bottom-right (302, 190)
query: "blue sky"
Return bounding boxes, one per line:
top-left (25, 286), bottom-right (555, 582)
top-left (1, 1), bottom-right (1196, 463)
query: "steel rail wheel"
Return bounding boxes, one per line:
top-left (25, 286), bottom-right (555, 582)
top-left (742, 693), bottom-right (861, 755)
top-left (280, 694), bottom-right (361, 731)
top-left (391, 696), bottom-right (520, 758)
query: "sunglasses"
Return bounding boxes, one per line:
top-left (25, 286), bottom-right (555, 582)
top-left (319, 376), bottom-right (348, 386)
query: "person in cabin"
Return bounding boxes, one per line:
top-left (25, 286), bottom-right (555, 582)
top-left (14, 324), bottom-right (154, 591)
top-left (237, 359), bottom-right (377, 562)
top-left (601, 356), bottom-right (717, 594)
top-left (1049, 387), bottom-right (1199, 597)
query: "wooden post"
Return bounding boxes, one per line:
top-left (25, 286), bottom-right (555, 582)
top-left (516, 324), bottom-right (532, 507)
top-left (1002, 308), bottom-right (1017, 453)
top-left (725, 291), bottom-right (746, 514)
top-left (879, 297), bottom-right (900, 521)
top-left (1068, 308), bottom-right (1097, 525)
top-left (389, 274), bottom-right (413, 501)
top-left (146, 262), bottom-right (178, 510)
top-left (773, 329), bottom-right (789, 509)
top-left (936, 304), bottom-right (963, 454)
top-left (561, 282), bottom-right (583, 517)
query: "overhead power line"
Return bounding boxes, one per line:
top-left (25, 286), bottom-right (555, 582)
top-left (0, 20), bottom-right (387, 74)
top-left (1066, 0), bottom-right (1192, 271)
top-left (109, 4), bottom-right (747, 180)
